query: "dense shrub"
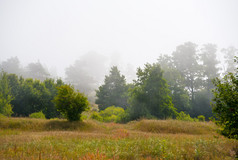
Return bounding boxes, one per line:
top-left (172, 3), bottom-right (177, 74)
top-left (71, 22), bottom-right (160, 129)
top-left (53, 85), bottom-right (89, 121)
top-left (176, 111), bottom-right (194, 122)
top-left (29, 111), bottom-right (46, 119)
top-left (197, 115), bottom-right (205, 122)
top-left (90, 112), bottom-right (103, 122)
top-left (99, 106), bottom-right (125, 122)
top-left (90, 106), bottom-right (125, 123)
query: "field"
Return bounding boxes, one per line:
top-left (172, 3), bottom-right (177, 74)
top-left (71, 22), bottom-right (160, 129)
top-left (0, 117), bottom-right (237, 160)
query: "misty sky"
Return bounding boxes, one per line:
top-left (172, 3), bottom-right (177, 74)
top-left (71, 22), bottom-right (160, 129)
top-left (1, 0), bottom-right (238, 78)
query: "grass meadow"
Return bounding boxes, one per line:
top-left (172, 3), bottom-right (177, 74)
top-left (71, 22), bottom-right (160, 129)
top-left (0, 117), bottom-right (237, 160)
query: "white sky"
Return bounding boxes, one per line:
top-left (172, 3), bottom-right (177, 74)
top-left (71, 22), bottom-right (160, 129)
top-left (0, 0), bottom-right (238, 77)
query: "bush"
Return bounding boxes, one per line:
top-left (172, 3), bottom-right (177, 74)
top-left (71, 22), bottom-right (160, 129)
top-left (176, 111), bottom-right (194, 122)
top-left (29, 111), bottom-right (46, 119)
top-left (197, 115), bottom-right (205, 122)
top-left (90, 112), bottom-right (103, 122)
top-left (53, 85), bottom-right (89, 122)
top-left (100, 106), bottom-right (125, 122)
top-left (116, 109), bottom-right (131, 123)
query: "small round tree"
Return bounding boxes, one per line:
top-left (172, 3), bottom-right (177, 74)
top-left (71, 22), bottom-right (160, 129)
top-left (53, 85), bottom-right (89, 121)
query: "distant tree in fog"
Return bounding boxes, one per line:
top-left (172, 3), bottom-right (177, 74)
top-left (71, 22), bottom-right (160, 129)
top-left (172, 42), bottom-right (203, 104)
top-left (24, 61), bottom-right (50, 81)
top-left (222, 46), bottom-right (238, 74)
top-left (65, 52), bottom-right (107, 97)
top-left (0, 57), bottom-right (23, 75)
top-left (200, 44), bottom-right (220, 88)
top-left (96, 66), bottom-right (128, 110)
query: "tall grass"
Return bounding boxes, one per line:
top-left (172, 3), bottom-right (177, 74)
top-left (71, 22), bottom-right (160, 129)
top-left (0, 117), bottom-right (237, 159)
top-left (0, 117), bottom-right (103, 131)
top-left (130, 119), bottom-right (217, 135)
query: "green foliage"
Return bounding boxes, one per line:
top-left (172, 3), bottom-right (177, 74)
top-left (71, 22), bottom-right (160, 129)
top-left (6, 74), bottom-right (63, 118)
top-left (53, 85), bottom-right (89, 121)
top-left (116, 109), bottom-right (131, 123)
top-left (42, 78), bottom-right (64, 118)
top-left (99, 106), bottom-right (125, 122)
top-left (0, 72), bottom-right (13, 117)
top-left (129, 63), bottom-right (177, 120)
top-left (176, 111), bottom-right (194, 122)
top-left (11, 78), bottom-right (50, 116)
top-left (29, 111), bottom-right (46, 119)
top-left (90, 111), bottom-right (103, 122)
top-left (197, 115), bottom-right (205, 122)
top-left (96, 66), bottom-right (129, 110)
top-left (90, 106), bottom-right (127, 123)
top-left (158, 55), bottom-right (190, 112)
top-left (212, 67), bottom-right (238, 139)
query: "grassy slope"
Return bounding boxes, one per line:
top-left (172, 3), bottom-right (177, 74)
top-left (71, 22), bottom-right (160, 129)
top-left (0, 117), bottom-right (237, 160)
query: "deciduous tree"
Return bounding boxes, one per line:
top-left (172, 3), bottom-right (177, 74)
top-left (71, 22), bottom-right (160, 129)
top-left (53, 85), bottom-right (89, 121)
top-left (129, 63), bottom-right (177, 120)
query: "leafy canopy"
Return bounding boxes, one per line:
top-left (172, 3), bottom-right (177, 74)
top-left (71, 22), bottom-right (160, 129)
top-left (53, 85), bottom-right (89, 121)
top-left (212, 56), bottom-right (238, 139)
top-left (129, 63), bottom-right (177, 120)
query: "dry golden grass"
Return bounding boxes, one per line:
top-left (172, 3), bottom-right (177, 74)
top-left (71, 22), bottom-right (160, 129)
top-left (130, 119), bottom-right (217, 135)
top-left (0, 117), bottom-right (237, 159)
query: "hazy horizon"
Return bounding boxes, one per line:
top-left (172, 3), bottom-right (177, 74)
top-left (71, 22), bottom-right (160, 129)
top-left (1, 0), bottom-right (238, 78)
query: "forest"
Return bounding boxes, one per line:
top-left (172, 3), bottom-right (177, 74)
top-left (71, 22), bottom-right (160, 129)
top-left (0, 42), bottom-right (237, 122)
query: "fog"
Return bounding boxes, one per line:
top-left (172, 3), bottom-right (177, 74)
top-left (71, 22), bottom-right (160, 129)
top-left (1, 0), bottom-right (238, 79)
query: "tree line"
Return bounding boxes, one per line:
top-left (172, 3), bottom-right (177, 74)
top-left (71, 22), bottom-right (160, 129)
top-left (0, 72), bottom-right (64, 118)
top-left (0, 42), bottom-right (237, 139)
top-left (96, 42), bottom-right (238, 121)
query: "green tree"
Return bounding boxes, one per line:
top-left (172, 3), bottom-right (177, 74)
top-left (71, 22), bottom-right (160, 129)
top-left (158, 55), bottom-right (190, 112)
top-left (53, 85), bottom-right (89, 121)
top-left (0, 72), bottom-right (13, 117)
top-left (212, 57), bottom-right (238, 139)
top-left (6, 73), bottom-right (64, 118)
top-left (129, 63), bottom-right (177, 120)
top-left (43, 78), bottom-right (64, 118)
top-left (11, 78), bottom-right (50, 117)
top-left (172, 42), bottom-right (203, 104)
top-left (96, 66), bottom-right (128, 110)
